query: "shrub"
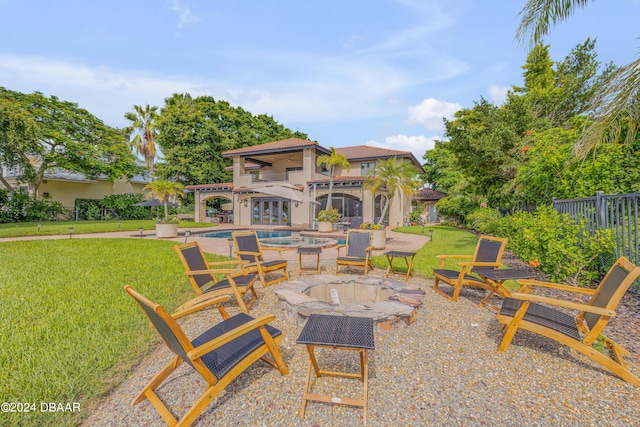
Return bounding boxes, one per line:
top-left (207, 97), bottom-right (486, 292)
top-left (495, 205), bottom-right (615, 286)
top-left (466, 207), bottom-right (502, 234)
top-left (0, 189), bottom-right (68, 222)
top-left (317, 207), bottom-right (341, 223)
top-left (435, 195), bottom-right (478, 225)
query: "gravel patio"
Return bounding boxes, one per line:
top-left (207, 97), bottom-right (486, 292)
top-left (83, 263), bottom-right (640, 426)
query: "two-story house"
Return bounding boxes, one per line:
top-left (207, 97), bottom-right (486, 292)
top-left (185, 138), bottom-right (425, 229)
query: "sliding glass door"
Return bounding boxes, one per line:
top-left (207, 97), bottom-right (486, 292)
top-left (251, 198), bottom-right (290, 226)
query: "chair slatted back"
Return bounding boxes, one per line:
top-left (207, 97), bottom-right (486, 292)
top-left (583, 259), bottom-right (640, 330)
top-left (126, 287), bottom-right (195, 370)
top-left (234, 233), bottom-right (263, 263)
top-left (470, 236), bottom-right (507, 275)
top-left (178, 244), bottom-right (214, 290)
top-left (347, 231), bottom-right (371, 257)
top-left (349, 216), bottom-right (363, 230)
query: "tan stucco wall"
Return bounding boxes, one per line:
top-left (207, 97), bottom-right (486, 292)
top-left (38, 179), bottom-right (147, 209)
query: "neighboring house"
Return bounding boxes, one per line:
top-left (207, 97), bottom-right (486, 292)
top-left (185, 138), bottom-right (425, 229)
top-left (412, 188), bottom-right (447, 223)
top-left (1, 164), bottom-right (149, 214)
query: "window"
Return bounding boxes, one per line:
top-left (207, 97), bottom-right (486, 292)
top-left (361, 162), bottom-right (376, 175)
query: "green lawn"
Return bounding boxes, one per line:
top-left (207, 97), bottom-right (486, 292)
top-left (372, 225), bottom-right (479, 278)
top-left (0, 219), bottom-right (216, 238)
top-left (0, 238), bottom-right (228, 426)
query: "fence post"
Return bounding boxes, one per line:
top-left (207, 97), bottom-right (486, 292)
top-left (596, 191), bottom-right (605, 229)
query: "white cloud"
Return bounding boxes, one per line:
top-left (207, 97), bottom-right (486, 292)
top-left (0, 52), bottom-right (414, 127)
top-left (171, 0), bottom-right (200, 29)
top-left (407, 98), bottom-right (461, 132)
top-left (366, 134), bottom-right (438, 163)
top-left (488, 84), bottom-right (509, 105)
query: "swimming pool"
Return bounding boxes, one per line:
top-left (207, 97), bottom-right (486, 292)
top-left (201, 230), bottom-right (292, 240)
top-left (200, 230), bottom-right (345, 247)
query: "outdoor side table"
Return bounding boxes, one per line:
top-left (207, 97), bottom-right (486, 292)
top-left (475, 269), bottom-right (535, 311)
top-left (384, 251), bottom-right (416, 282)
top-left (297, 246), bottom-right (322, 276)
top-left (296, 314), bottom-right (375, 426)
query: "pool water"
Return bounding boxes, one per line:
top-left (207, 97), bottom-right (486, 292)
top-left (200, 230), bottom-right (345, 247)
top-left (201, 230), bottom-right (291, 240)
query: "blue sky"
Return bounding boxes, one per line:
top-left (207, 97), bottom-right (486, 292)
top-left (1, 0), bottom-right (639, 163)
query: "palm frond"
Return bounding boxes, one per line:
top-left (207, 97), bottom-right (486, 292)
top-left (574, 56), bottom-right (640, 158)
top-left (516, 0), bottom-right (595, 47)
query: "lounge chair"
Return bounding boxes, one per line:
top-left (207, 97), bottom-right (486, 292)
top-left (432, 235), bottom-right (508, 302)
top-left (336, 229), bottom-right (374, 275)
top-left (232, 231), bottom-right (289, 287)
top-left (496, 257), bottom-right (640, 385)
top-left (125, 286), bottom-right (289, 426)
top-left (174, 241), bottom-right (258, 314)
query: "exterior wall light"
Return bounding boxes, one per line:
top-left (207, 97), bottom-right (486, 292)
top-left (243, 199), bottom-right (248, 208)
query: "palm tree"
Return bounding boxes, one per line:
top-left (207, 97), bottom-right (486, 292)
top-left (144, 180), bottom-right (184, 221)
top-left (124, 104), bottom-right (158, 174)
top-left (365, 157), bottom-right (418, 227)
top-left (517, 0), bottom-right (640, 158)
top-left (316, 147), bottom-right (351, 210)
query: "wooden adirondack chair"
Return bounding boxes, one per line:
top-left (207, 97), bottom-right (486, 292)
top-left (125, 286), bottom-right (288, 426)
top-left (433, 235), bottom-right (508, 301)
top-left (232, 231), bottom-right (289, 287)
top-left (496, 257), bottom-right (640, 386)
top-left (174, 241), bottom-right (258, 314)
top-left (335, 230), bottom-right (374, 275)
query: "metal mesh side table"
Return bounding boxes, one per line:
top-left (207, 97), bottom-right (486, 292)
top-left (296, 314), bottom-right (375, 425)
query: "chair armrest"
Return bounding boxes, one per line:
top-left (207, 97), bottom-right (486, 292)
top-left (335, 244), bottom-right (346, 256)
top-left (262, 247), bottom-right (284, 258)
top-left (172, 295), bottom-right (231, 319)
top-left (185, 268), bottom-right (237, 276)
top-left (457, 262), bottom-right (501, 268)
top-left (508, 293), bottom-right (616, 316)
top-left (515, 279), bottom-right (596, 295)
top-left (437, 254), bottom-right (472, 268)
top-left (366, 245), bottom-right (375, 252)
top-left (207, 259), bottom-right (243, 267)
top-left (187, 314), bottom-right (277, 359)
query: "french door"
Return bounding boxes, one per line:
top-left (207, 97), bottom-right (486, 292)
top-left (251, 198), bottom-right (290, 226)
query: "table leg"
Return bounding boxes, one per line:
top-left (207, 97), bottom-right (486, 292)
top-left (385, 255), bottom-right (393, 277)
top-left (362, 349), bottom-right (369, 426)
top-left (299, 357), bottom-right (313, 418)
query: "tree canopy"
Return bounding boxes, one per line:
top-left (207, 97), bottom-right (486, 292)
top-left (423, 38), bottom-right (636, 213)
top-left (124, 104), bottom-right (158, 175)
top-left (517, 0), bottom-right (640, 158)
top-left (154, 93), bottom-right (307, 185)
top-left (0, 87), bottom-right (142, 193)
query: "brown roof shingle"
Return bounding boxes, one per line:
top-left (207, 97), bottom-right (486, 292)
top-left (221, 138), bottom-right (321, 157)
top-left (335, 145), bottom-right (424, 172)
top-left (413, 188), bottom-right (447, 200)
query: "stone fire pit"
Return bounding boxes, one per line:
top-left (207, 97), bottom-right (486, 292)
top-left (274, 274), bottom-right (426, 332)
